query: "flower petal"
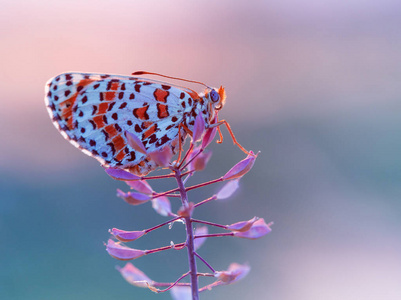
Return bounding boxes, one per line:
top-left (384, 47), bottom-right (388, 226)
top-left (104, 167), bottom-right (140, 181)
top-left (151, 196), bottom-right (172, 216)
top-left (194, 226), bottom-right (208, 251)
top-left (177, 202), bottom-right (195, 218)
top-left (201, 126), bottom-right (217, 149)
top-left (227, 217), bottom-right (258, 232)
top-left (170, 286), bottom-right (192, 300)
top-left (222, 151), bottom-right (258, 180)
top-left (125, 131), bottom-right (147, 154)
top-left (110, 228), bottom-right (146, 242)
top-left (106, 239), bottom-right (146, 260)
top-left (187, 149), bottom-right (212, 172)
top-left (216, 179), bottom-right (240, 200)
top-left (233, 218), bottom-right (272, 239)
top-left (116, 263), bottom-right (153, 288)
top-left (126, 180), bottom-right (153, 194)
top-left (192, 113), bottom-right (206, 143)
top-left (215, 263), bottom-right (250, 285)
top-left (117, 189), bottom-right (151, 205)
top-left (148, 145), bottom-right (173, 167)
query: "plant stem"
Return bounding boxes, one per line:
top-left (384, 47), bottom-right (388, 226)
top-left (174, 168), bottom-right (199, 300)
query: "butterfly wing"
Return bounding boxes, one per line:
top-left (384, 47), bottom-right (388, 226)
top-left (45, 72), bottom-right (196, 174)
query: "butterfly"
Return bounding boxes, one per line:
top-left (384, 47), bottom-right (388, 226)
top-left (45, 71), bottom-right (246, 175)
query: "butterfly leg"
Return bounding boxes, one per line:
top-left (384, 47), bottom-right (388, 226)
top-left (209, 120), bottom-right (250, 155)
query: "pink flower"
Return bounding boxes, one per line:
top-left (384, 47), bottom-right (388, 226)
top-left (110, 228), bottom-right (146, 242)
top-left (117, 263), bottom-right (154, 288)
top-left (187, 148), bottom-right (212, 172)
top-left (233, 218), bottom-right (273, 239)
top-left (192, 114), bottom-right (206, 143)
top-left (222, 151), bottom-right (258, 180)
top-left (216, 179), bottom-right (240, 200)
top-left (201, 126), bottom-right (217, 149)
top-left (177, 202), bottom-right (195, 218)
top-left (215, 263), bottom-right (250, 284)
top-left (227, 217), bottom-right (258, 232)
top-left (117, 189), bottom-right (151, 205)
top-left (125, 131), bottom-right (147, 154)
top-left (151, 196), bottom-right (172, 216)
top-left (104, 167), bottom-right (140, 181)
top-left (148, 145), bottom-right (173, 167)
top-left (126, 180), bottom-right (153, 194)
top-left (106, 239), bottom-right (146, 260)
top-left (170, 286), bottom-right (192, 300)
top-left (194, 226), bottom-right (208, 251)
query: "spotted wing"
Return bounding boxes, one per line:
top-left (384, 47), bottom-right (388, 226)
top-left (45, 72), bottom-right (196, 174)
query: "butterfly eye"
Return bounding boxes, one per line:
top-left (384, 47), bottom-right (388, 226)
top-left (210, 90), bottom-right (220, 103)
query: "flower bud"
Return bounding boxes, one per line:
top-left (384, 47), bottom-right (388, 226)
top-left (201, 126), bottom-right (217, 149)
top-left (110, 228), bottom-right (146, 242)
top-left (106, 239), bottom-right (146, 260)
top-left (117, 263), bottom-right (153, 288)
top-left (215, 263), bottom-right (250, 284)
top-left (227, 217), bottom-right (258, 232)
top-left (177, 202), bottom-right (195, 218)
top-left (104, 167), bottom-right (140, 181)
top-left (117, 189), bottom-right (151, 205)
top-left (194, 226), bottom-right (208, 251)
top-left (148, 145), bottom-right (173, 167)
top-left (126, 180), bottom-right (153, 194)
top-left (151, 196), bottom-right (172, 216)
top-left (187, 148), bottom-right (212, 172)
top-left (222, 151), bottom-right (258, 180)
top-left (192, 113), bottom-right (206, 143)
top-left (233, 218), bottom-right (272, 239)
top-left (170, 286), bottom-right (192, 300)
top-left (216, 179), bottom-right (240, 200)
top-left (125, 131), bottom-right (147, 154)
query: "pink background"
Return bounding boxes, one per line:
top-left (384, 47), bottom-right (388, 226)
top-left (1, 1), bottom-right (401, 299)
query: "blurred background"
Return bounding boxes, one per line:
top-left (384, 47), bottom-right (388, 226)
top-left (1, 0), bottom-right (401, 299)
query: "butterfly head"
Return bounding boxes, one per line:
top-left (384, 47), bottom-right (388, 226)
top-left (207, 86), bottom-right (226, 111)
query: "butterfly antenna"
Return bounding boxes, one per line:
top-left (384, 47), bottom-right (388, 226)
top-left (132, 71), bottom-right (212, 89)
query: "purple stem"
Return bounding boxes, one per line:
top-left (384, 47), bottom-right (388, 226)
top-left (191, 219), bottom-right (227, 230)
top-left (180, 147), bottom-right (204, 171)
top-left (178, 143), bottom-right (194, 169)
top-left (194, 252), bottom-right (215, 273)
top-left (156, 271), bottom-right (190, 293)
top-left (194, 195), bottom-right (217, 208)
top-left (140, 170), bottom-right (193, 181)
top-left (194, 233), bottom-right (234, 239)
top-left (186, 177), bottom-right (224, 192)
top-left (174, 168), bottom-right (199, 300)
top-left (144, 216), bottom-right (182, 234)
top-left (145, 242), bottom-right (186, 255)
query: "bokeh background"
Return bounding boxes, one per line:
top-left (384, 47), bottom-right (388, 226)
top-left (1, 1), bottom-right (401, 299)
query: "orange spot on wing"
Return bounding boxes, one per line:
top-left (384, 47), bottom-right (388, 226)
top-left (60, 94), bottom-right (78, 130)
top-left (111, 82), bottom-right (119, 90)
top-left (157, 103), bottom-right (169, 118)
top-left (98, 102), bottom-right (109, 114)
top-left (78, 79), bottom-right (95, 88)
top-left (128, 165), bottom-right (141, 175)
top-left (112, 135), bottom-right (125, 152)
top-left (154, 89), bottom-right (168, 103)
top-left (93, 115), bottom-right (105, 129)
top-left (115, 149), bottom-right (126, 161)
top-left (142, 121), bottom-right (153, 129)
top-left (142, 124), bottom-right (157, 139)
top-left (104, 124), bottom-right (118, 138)
top-left (133, 106), bottom-right (149, 120)
top-left (104, 92), bottom-right (116, 101)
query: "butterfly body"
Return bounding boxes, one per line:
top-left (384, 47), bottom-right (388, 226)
top-left (45, 72), bottom-right (225, 175)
